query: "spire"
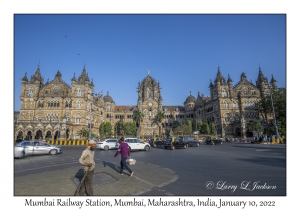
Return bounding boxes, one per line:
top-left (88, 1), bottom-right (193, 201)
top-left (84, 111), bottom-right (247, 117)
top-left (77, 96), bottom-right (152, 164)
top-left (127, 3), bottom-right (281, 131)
top-left (256, 66), bottom-right (268, 86)
top-left (214, 66), bottom-right (226, 84)
top-left (270, 74), bottom-right (277, 88)
top-left (227, 74), bottom-right (232, 83)
top-left (90, 78), bottom-right (94, 86)
top-left (78, 65), bottom-right (90, 83)
top-left (45, 78), bottom-right (50, 85)
top-left (241, 72), bottom-right (247, 80)
top-left (55, 70), bottom-right (62, 79)
top-left (30, 65), bottom-right (43, 83)
top-left (71, 72), bottom-right (77, 82)
top-left (22, 72), bottom-right (28, 82)
top-left (209, 79), bottom-right (213, 88)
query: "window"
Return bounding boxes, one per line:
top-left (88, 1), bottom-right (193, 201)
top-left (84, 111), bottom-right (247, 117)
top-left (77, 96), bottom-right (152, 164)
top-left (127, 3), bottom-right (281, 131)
top-left (224, 101), bottom-right (229, 109)
top-left (232, 102), bottom-right (238, 109)
top-left (222, 89), bottom-right (227, 97)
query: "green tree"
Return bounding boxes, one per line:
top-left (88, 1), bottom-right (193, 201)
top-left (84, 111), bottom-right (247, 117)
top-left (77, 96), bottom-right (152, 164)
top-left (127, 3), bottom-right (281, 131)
top-left (154, 111), bottom-right (165, 137)
top-left (76, 128), bottom-right (89, 139)
top-left (197, 120), bottom-right (203, 133)
top-left (133, 111), bottom-right (144, 138)
top-left (246, 119), bottom-right (264, 132)
top-left (256, 87), bottom-right (286, 136)
top-left (99, 122), bottom-right (112, 137)
top-left (200, 122), bottom-right (210, 135)
top-left (172, 120), bottom-right (180, 129)
top-left (209, 122), bottom-right (217, 135)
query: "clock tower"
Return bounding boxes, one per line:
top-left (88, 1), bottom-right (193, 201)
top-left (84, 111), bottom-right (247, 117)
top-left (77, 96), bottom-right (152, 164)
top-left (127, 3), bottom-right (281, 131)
top-left (137, 71), bottom-right (163, 137)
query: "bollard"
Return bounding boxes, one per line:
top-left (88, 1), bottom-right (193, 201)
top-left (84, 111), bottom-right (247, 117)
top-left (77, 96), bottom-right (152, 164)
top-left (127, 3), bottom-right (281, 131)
top-left (73, 140), bottom-right (76, 145)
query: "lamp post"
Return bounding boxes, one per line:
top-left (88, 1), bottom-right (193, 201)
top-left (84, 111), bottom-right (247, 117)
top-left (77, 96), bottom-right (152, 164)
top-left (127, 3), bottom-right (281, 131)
top-left (268, 84), bottom-right (280, 139)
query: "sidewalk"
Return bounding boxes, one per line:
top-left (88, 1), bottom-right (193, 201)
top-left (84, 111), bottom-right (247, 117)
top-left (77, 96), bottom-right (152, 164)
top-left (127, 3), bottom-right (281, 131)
top-left (14, 160), bottom-right (178, 196)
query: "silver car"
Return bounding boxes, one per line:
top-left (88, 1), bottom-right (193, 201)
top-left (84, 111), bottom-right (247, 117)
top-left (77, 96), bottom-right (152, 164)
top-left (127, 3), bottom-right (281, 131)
top-left (14, 140), bottom-right (62, 158)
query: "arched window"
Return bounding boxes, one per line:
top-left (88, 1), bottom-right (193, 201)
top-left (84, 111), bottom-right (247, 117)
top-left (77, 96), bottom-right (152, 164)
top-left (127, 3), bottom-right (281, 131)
top-left (224, 113), bottom-right (230, 123)
top-left (235, 114), bottom-right (240, 122)
top-left (76, 100), bottom-right (82, 109)
top-left (224, 101), bottom-right (229, 109)
top-left (75, 114), bottom-right (81, 124)
top-left (66, 114), bottom-right (71, 122)
top-left (222, 89), bottom-right (227, 97)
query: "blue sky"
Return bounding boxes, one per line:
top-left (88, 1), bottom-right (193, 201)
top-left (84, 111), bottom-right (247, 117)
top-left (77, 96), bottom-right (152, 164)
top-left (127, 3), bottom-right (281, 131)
top-left (14, 14), bottom-right (286, 110)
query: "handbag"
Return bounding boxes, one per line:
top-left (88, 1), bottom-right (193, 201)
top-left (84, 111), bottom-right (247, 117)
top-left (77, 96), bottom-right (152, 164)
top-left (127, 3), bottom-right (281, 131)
top-left (126, 158), bottom-right (136, 165)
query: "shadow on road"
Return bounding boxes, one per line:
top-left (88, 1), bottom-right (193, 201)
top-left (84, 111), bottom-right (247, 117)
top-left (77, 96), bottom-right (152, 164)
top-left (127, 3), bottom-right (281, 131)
top-left (74, 168), bottom-right (85, 181)
top-left (102, 161), bottom-right (121, 173)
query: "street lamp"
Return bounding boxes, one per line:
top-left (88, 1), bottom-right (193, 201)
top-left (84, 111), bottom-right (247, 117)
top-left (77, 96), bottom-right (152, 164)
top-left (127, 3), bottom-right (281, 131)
top-left (268, 84), bottom-right (280, 139)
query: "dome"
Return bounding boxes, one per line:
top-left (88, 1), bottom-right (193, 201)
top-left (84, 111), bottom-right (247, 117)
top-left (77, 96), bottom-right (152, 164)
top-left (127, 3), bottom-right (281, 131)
top-left (103, 92), bottom-right (115, 103)
top-left (141, 75), bottom-right (158, 87)
top-left (184, 92), bottom-right (196, 104)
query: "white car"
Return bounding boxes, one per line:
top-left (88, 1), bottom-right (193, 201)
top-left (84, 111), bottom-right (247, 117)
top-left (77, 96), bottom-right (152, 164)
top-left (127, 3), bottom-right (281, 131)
top-left (115, 138), bottom-right (151, 151)
top-left (97, 139), bottom-right (118, 151)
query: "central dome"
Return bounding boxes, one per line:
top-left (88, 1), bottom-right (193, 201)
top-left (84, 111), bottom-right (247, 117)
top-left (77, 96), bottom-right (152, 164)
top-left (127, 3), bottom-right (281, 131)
top-left (141, 75), bottom-right (158, 87)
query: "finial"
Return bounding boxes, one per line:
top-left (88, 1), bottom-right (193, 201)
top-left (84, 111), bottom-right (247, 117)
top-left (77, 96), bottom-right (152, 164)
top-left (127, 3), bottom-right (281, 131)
top-left (147, 69), bottom-right (150, 76)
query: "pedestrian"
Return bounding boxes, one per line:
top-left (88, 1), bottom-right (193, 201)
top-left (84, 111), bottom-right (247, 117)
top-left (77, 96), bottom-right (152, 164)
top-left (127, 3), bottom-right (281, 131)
top-left (78, 139), bottom-right (97, 196)
top-left (114, 137), bottom-right (134, 177)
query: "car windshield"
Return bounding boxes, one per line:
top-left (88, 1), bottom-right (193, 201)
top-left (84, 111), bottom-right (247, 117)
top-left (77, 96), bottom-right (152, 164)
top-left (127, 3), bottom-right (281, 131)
top-left (165, 138), bottom-right (172, 142)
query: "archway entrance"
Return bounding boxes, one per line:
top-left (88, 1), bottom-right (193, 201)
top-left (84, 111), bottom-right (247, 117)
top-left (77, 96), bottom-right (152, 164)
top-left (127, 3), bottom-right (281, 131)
top-left (46, 131), bottom-right (52, 139)
top-left (235, 127), bottom-right (241, 137)
top-left (26, 131), bottom-right (32, 140)
top-left (17, 131), bottom-right (23, 139)
top-left (54, 131), bottom-right (60, 140)
top-left (35, 130), bottom-right (43, 140)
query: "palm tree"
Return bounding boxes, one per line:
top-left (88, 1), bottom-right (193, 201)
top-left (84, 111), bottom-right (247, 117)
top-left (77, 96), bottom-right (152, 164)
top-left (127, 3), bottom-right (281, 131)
top-left (155, 111), bottom-right (165, 137)
top-left (133, 111), bottom-right (144, 138)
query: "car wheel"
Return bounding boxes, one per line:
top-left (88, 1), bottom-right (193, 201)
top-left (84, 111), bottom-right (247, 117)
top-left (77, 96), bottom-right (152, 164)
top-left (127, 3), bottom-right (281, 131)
top-left (20, 151), bottom-right (25, 158)
top-left (164, 147), bottom-right (167, 149)
top-left (153, 144), bottom-right (157, 148)
top-left (171, 146), bottom-right (175, 150)
top-left (49, 149), bottom-right (57, 155)
top-left (212, 142), bottom-right (215, 145)
top-left (183, 145), bottom-right (187, 149)
top-left (196, 143), bottom-right (200, 147)
top-left (104, 146), bottom-right (109, 151)
top-left (144, 145), bottom-right (150, 151)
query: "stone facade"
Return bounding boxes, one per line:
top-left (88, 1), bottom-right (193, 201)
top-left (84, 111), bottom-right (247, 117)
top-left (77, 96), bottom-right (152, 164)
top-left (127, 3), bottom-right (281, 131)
top-left (14, 65), bottom-right (276, 140)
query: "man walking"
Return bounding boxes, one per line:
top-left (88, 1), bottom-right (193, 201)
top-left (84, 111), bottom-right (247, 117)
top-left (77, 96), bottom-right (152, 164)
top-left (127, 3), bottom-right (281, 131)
top-left (78, 139), bottom-right (97, 196)
top-left (114, 137), bottom-right (134, 177)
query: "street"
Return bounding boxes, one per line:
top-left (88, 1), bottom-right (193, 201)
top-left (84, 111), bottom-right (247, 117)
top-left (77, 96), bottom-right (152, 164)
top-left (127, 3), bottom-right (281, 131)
top-left (14, 142), bottom-right (286, 196)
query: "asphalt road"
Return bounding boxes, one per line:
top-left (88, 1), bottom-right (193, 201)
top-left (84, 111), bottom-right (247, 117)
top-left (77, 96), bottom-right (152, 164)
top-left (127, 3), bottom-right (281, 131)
top-left (14, 142), bottom-right (286, 196)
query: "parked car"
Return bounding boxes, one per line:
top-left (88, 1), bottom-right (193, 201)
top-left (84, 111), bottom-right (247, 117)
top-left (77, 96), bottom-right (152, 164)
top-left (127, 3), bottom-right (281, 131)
top-left (15, 139), bottom-right (23, 144)
top-left (164, 137), bottom-right (188, 150)
top-left (179, 136), bottom-right (200, 147)
top-left (149, 138), bottom-right (165, 147)
top-left (116, 138), bottom-right (151, 151)
top-left (14, 140), bottom-right (62, 158)
top-left (205, 136), bottom-right (223, 145)
top-left (96, 139), bottom-right (118, 150)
